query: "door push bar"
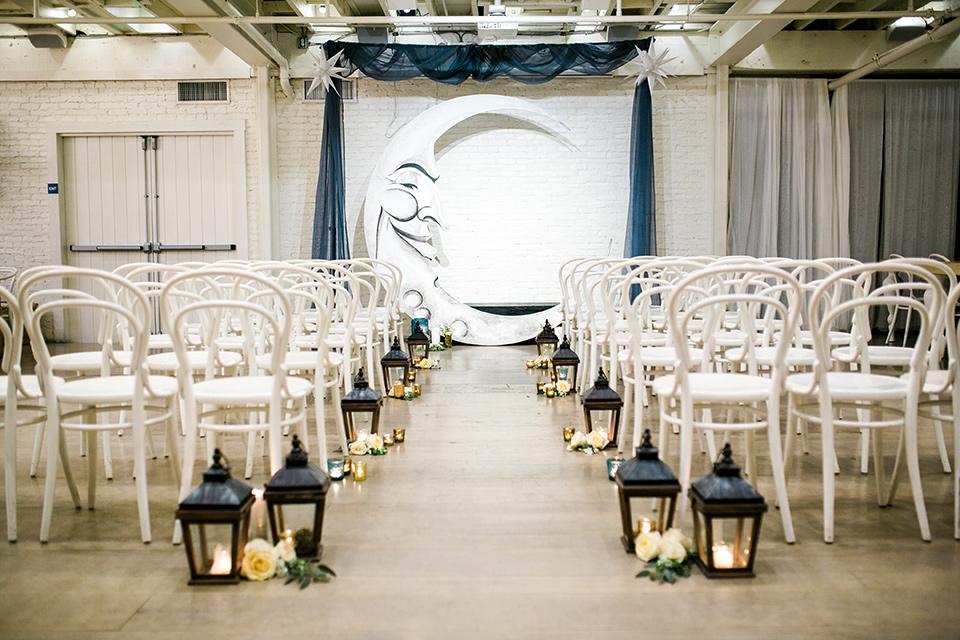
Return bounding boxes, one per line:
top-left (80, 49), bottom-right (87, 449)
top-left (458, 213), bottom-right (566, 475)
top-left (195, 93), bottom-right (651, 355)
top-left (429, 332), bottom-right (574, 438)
top-left (69, 243), bottom-right (237, 253)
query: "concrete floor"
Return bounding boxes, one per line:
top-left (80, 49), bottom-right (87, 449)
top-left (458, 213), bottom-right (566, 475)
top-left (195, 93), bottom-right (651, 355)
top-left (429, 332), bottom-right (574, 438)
top-left (2, 344), bottom-right (959, 638)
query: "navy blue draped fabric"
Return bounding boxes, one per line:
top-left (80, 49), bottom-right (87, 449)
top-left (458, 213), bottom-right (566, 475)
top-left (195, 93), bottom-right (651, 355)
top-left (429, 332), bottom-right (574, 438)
top-left (311, 39), bottom-right (655, 260)
top-left (624, 83), bottom-right (657, 258)
top-left (312, 78), bottom-right (350, 260)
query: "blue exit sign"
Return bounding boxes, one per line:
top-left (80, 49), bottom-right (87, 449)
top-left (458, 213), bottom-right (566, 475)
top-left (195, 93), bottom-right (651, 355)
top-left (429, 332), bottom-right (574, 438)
top-left (47, 183), bottom-right (58, 194)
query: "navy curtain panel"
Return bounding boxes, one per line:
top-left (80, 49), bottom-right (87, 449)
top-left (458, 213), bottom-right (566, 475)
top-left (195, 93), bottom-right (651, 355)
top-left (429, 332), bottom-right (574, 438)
top-left (311, 40), bottom-right (656, 260)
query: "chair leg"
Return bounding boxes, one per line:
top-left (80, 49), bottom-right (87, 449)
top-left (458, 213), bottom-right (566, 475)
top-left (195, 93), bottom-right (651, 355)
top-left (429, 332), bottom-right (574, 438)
top-left (783, 394), bottom-right (797, 484)
top-left (766, 398), bottom-right (796, 543)
top-left (676, 396), bottom-right (695, 520)
top-left (40, 412), bottom-right (61, 543)
top-left (132, 401), bottom-right (151, 544)
top-left (859, 428), bottom-right (870, 474)
top-left (4, 396), bottom-right (17, 542)
top-left (102, 429), bottom-right (113, 481)
top-left (165, 399), bottom-right (181, 489)
top-left (29, 417), bottom-right (44, 477)
top-left (821, 397), bottom-right (837, 543)
top-left (871, 426), bottom-right (888, 506)
top-left (903, 408), bottom-right (931, 541)
top-left (174, 402), bottom-right (199, 545)
top-left (267, 402), bottom-right (283, 476)
top-left (618, 378), bottom-right (633, 453)
top-left (331, 377), bottom-right (349, 455)
top-left (929, 403), bottom-right (952, 473)
top-left (86, 426), bottom-right (98, 510)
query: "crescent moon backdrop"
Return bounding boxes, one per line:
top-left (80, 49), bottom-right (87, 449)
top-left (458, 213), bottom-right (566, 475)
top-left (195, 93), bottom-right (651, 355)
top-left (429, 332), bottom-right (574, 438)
top-left (362, 94), bottom-right (617, 345)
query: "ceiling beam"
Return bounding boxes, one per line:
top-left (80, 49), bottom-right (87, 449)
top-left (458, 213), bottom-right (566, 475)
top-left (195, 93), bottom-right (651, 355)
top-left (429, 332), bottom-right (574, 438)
top-left (792, 0), bottom-right (841, 29)
top-left (709, 0), bottom-right (822, 66)
top-left (161, 0), bottom-right (278, 66)
top-left (833, 0), bottom-right (884, 29)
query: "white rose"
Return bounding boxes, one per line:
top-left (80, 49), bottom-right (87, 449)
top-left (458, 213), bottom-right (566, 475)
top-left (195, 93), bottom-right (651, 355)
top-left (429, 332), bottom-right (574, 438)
top-left (367, 434), bottom-right (384, 450)
top-left (556, 381), bottom-right (571, 395)
top-left (662, 527), bottom-right (693, 552)
top-left (634, 531), bottom-right (662, 562)
top-left (241, 543), bottom-right (279, 581)
top-left (349, 440), bottom-right (370, 456)
top-left (244, 537), bottom-right (274, 555)
top-left (274, 540), bottom-right (297, 563)
top-left (570, 431), bottom-right (587, 449)
top-left (586, 430), bottom-right (608, 450)
top-left (660, 539), bottom-right (687, 562)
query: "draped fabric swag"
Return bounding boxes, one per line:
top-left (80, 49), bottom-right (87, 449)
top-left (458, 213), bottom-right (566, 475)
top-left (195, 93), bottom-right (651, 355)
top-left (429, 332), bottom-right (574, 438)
top-left (311, 40), bottom-right (657, 260)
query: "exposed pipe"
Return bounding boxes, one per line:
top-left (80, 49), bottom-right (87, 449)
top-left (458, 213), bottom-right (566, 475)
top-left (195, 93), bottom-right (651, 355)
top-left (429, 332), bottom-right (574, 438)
top-left (828, 16), bottom-right (960, 90)
top-left (221, 0), bottom-right (293, 95)
top-left (0, 9), bottom-right (952, 26)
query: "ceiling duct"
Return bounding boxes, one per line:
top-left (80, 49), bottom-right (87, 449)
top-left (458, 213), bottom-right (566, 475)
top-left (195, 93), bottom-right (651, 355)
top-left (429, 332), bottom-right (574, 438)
top-left (606, 24), bottom-right (639, 40)
top-left (25, 26), bottom-right (70, 48)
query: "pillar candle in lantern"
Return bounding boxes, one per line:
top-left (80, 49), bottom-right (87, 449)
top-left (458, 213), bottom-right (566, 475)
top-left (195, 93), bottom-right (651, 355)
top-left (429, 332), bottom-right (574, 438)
top-left (209, 544), bottom-right (232, 575)
top-left (713, 544), bottom-right (734, 569)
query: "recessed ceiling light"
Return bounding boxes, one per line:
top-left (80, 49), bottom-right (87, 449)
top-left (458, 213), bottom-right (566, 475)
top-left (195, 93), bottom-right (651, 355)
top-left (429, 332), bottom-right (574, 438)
top-left (66, 8), bottom-right (77, 16)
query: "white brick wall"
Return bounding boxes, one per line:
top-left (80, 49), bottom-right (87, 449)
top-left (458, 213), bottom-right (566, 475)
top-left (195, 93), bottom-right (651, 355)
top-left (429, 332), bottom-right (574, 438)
top-left (276, 75), bottom-right (711, 304)
top-left (0, 72), bottom-right (711, 306)
top-left (0, 79), bottom-right (260, 270)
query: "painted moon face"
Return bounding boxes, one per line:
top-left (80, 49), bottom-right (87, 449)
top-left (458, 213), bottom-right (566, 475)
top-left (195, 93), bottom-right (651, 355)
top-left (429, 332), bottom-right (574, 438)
top-left (363, 95), bottom-right (565, 346)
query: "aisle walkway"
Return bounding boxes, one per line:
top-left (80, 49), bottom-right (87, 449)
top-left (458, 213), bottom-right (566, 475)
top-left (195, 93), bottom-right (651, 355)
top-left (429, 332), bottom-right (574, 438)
top-left (1, 344), bottom-right (959, 638)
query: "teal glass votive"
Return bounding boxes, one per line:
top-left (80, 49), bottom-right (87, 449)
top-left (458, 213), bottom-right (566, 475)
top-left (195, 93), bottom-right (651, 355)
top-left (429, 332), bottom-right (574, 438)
top-left (606, 457), bottom-right (625, 481)
top-left (327, 458), bottom-right (346, 481)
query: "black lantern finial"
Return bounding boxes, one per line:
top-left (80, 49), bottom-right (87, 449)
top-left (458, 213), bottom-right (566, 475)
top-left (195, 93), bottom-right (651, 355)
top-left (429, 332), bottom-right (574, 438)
top-left (535, 320), bottom-right (560, 357)
top-left (285, 435), bottom-right (309, 468)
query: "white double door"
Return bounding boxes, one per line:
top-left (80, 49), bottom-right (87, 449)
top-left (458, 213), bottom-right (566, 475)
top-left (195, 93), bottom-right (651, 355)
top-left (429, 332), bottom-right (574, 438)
top-left (61, 132), bottom-right (245, 342)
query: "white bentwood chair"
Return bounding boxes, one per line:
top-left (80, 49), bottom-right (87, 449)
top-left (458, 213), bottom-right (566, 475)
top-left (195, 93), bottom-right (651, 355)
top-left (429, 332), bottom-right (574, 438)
top-left (19, 267), bottom-right (180, 543)
top-left (783, 261), bottom-right (941, 543)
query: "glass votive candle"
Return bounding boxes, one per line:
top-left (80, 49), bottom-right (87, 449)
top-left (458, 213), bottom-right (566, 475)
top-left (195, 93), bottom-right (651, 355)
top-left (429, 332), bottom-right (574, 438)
top-left (393, 428), bottom-right (405, 443)
top-left (343, 457), bottom-right (352, 475)
top-left (392, 381), bottom-right (405, 398)
top-left (383, 432), bottom-right (395, 446)
top-left (606, 456), bottom-right (625, 481)
top-left (407, 371), bottom-right (417, 383)
top-left (563, 427), bottom-right (575, 442)
top-left (353, 460), bottom-right (367, 482)
top-left (526, 359), bottom-right (536, 368)
top-left (327, 458), bottom-right (345, 480)
top-left (545, 384), bottom-right (556, 398)
top-left (413, 383), bottom-right (421, 396)
top-left (537, 382), bottom-right (545, 394)
top-left (636, 517), bottom-right (655, 536)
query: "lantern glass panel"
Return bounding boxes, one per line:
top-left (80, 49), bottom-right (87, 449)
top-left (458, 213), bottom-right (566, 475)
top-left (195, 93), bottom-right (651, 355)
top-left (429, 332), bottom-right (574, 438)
top-left (345, 410), bottom-right (380, 439)
top-left (585, 409), bottom-right (618, 442)
top-left (183, 522), bottom-right (239, 579)
top-left (555, 365), bottom-right (573, 382)
top-left (538, 343), bottom-right (555, 358)
top-left (269, 503), bottom-right (320, 557)
top-left (627, 496), bottom-right (674, 535)
top-left (693, 511), bottom-right (757, 571)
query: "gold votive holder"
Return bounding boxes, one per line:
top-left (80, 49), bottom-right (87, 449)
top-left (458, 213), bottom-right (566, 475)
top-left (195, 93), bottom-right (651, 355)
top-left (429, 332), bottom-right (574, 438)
top-left (545, 384), bottom-right (556, 398)
top-left (526, 359), bottom-right (536, 368)
top-left (407, 371), bottom-right (417, 383)
top-left (392, 381), bottom-right (405, 398)
top-left (393, 428), bottom-right (405, 443)
top-left (413, 383), bottom-right (421, 396)
top-left (383, 432), bottom-right (395, 446)
top-left (537, 382), bottom-right (545, 394)
top-left (353, 460), bottom-right (367, 482)
top-left (635, 517), bottom-right (655, 537)
top-left (343, 457), bottom-right (352, 476)
top-left (563, 427), bottom-right (574, 442)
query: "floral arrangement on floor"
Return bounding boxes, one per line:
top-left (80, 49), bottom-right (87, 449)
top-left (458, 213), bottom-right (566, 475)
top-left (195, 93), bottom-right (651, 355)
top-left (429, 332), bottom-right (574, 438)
top-left (348, 432), bottom-right (387, 456)
top-left (555, 380), bottom-right (572, 396)
top-left (429, 343), bottom-right (447, 351)
top-left (415, 357), bottom-right (441, 369)
top-left (634, 528), bottom-right (697, 584)
top-left (525, 355), bottom-right (552, 370)
top-left (566, 430), bottom-right (609, 454)
top-left (240, 538), bottom-right (336, 589)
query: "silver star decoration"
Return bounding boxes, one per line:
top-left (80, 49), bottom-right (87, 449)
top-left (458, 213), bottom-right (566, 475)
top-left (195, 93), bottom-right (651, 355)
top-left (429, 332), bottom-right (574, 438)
top-left (307, 48), bottom-right (350, 97)
top-left (632, 44), bottom-right (676, 92)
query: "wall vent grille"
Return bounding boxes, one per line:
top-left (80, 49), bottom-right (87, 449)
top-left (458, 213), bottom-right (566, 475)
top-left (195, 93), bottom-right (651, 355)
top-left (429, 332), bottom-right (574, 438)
top-left (177, 81), bottom-right (229, 103)
top-left (304, 78), bottom-right (356, 102)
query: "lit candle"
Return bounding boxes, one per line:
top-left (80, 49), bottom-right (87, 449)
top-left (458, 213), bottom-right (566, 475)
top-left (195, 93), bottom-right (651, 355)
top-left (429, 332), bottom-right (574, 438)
top-left (637, 517), bottom-right (654, 535)
top-left (283, 528), bottom-right (294, 546)
top-left (407, 371), bottom-right (417, 382)
top-left (249, 488), bottom-right (268, 538)
top-left (392, 381), bottom-right (405, 398)
top-left (393, 428), bottom-right (405, 443)
top-left (383, 433), bottom-right (395, 446)
top-left (545, 384), bottom-right (556, 398)
top-left (606, 456), bottom-right (625, 481)
top-left (413, 383), bottom-right (421, 396)
top-left (343, 458), bottom-right (352, 475)
top-left (563, 427), bottom-right (574, 441)
top-left (353, 460), bottom-right (367, 482)
top-left (209, 544), bottom-right (232, 575)
top-left (537, 382), bottom-right (546, 394)
top-left (327, 458), bottom-right (345, 480)
top-left (713, 543), bottom-right (734, 569)
top-left (356, 430), bottom-right (368, 442)
top-left (526, 359), bottom-right (536, 368)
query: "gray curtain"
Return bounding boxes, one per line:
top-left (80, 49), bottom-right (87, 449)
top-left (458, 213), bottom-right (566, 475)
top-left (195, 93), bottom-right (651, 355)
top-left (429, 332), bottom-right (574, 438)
top-left (847, 80), bottom-right (960, 262)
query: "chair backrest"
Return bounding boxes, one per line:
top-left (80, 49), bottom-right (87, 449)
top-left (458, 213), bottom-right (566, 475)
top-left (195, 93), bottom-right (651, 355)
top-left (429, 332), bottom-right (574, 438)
top-left (0, 285), bottom-right (24, 383)
top-left (19, 266), bottom-right (152, 384)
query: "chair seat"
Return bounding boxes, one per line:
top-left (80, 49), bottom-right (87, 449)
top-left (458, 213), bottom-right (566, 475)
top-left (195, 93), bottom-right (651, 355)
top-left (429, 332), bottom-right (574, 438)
top-left (630, 345), bottom-right (703, 367)
top-left (148, 334), bottom-right (174, 350)
top-left (0, 374), bottom-right (61, 402)
top-left (49, 350), bottom-right (131, 372)
top-left (193, 376), bottom-right (312, 404)
top-left (911, 369), bottom-right (953, 394)
top-left (798, 329), bottom-right (851, 347)
top-left (57, 375), bottom-right (178, 404)
top-left (832, 345), bottom-right (913, 367)
top-left (785, 371), bottom-right (908, 401)
top-left (147, 350), bottom-right (243, 373)
top-left (256, 350), bottom-right (341, 372)
top-left (652, 372), bottom-right (773, 402)
top-left (726, 346), bottom-right (817, 368)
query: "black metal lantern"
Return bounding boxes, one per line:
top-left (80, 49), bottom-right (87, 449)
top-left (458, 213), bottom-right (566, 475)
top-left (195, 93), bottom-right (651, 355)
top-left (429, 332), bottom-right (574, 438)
top-left (380, 336), bottom-right (411, 390)
top-left (689, 443), bottom-right (767, 579)
top-left (582, 368), bottom-right (622, 447)
top-left (615, 429), bottom-right (681, 553)
top-left (406, 324), bottom-right (431, 364)
top-left (340, 368), bottom-right (383, 441)
top-left (264, 435), bottom-right (331, 561)
top-left (535, 320), bottom-right (560, 358)
top-left (176, 449), bottom-right (254, 585)
top-left (550, 335), bottom-right (580, 389)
